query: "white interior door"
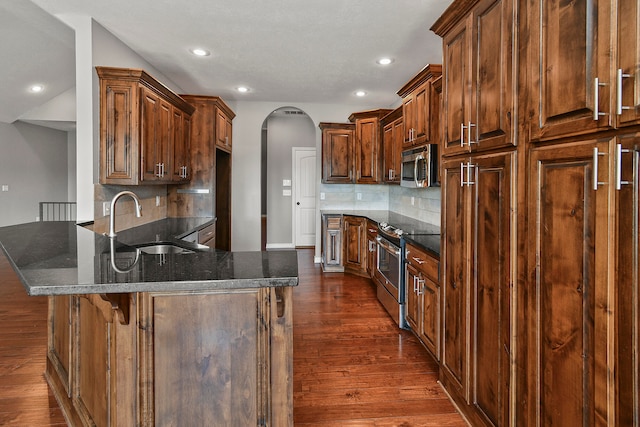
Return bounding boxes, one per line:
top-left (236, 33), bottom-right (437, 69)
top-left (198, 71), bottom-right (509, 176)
top-left (293, 147), bottom-right (316, 247)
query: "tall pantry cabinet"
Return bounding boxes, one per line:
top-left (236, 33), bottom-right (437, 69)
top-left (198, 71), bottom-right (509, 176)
top-left (432, 0), bottom-right (516, 425)
top-left (433, 0), bottom-right (640, 425)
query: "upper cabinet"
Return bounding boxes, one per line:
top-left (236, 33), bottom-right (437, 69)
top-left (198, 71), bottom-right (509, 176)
top-left (381, 107), bottom-right (403, 184)
top-left (431, 0), bottom-right (515, 157)
top-left (524, 0), bottom-right (640, 141)
top-left (97, 67), bottom-right (195, 185)
top-left (216, 108), bottom-right (233, 152)
top-left (349, 109), bottom-right (392, 184)
top-left (320, 122), bottom-right (355, 184)
top-left (397, 64), bottom-right (442, 151)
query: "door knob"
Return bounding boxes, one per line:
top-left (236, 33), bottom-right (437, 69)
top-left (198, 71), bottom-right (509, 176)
top-left (296, 202), bottom-right (300, 205)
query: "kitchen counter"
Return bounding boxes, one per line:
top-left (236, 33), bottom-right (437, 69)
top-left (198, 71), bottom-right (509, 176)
top-left (0, 218), bottom-right (298, 296)
top-left (0, 218), bottom-right (296, 426)
top-left (321, 210), bottom-right (441, 256)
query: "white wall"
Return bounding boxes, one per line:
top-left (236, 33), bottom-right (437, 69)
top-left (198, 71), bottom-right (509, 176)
top-left (0, 122), bottom-right (69, 226)
top-left (265, 112), bottom-right (315, 247)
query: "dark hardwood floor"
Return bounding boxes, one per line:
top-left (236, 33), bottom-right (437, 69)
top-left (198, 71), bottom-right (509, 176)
top-left (0, 248), bottom-right (466, 426)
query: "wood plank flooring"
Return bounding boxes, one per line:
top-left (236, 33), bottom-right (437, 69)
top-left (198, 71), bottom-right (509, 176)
top-left (0, 248), bottom-right (466, 426)
top-left (293, 249), bottom-right (466, 426)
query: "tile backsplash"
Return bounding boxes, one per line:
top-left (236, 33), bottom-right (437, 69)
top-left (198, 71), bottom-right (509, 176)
top-left (92, 184), bottom-right (167, 235)
top-left (318, 183), bottom-right (441, 226)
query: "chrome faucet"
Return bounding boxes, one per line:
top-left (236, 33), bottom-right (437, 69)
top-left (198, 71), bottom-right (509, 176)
top-left (108, 190), bottom-right (142, 238)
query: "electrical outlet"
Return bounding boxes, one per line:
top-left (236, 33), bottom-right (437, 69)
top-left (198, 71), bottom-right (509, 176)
top-left (102, 201), bottom-right (110, 216)
top-left (411, 196), bottom-right (415, 206)
top-left (357, 192), bottom-right (362, 200)
top-left (156, 195), bottom-right (161, 207)
top-left (320, 192), bottom-right (325, 200)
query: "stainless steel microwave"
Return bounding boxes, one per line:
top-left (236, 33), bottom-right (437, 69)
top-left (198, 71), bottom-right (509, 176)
top-left (400, 145), bottom-right (438, 188)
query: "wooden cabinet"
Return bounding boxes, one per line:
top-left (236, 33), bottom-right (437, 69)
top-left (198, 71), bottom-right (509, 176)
top-left (168, 95), bottom-right (235, 221)
top-left (614, 132), bottom-right (640, 427)
top-left (171, 108), bottom-right (191, 182)
top-left (432, 0), bottom-right (515, 157)
top-left (349, 109), bottom-right (393, 184)
top-left (215, 108), bottom-right (233, 152)
top-left (526, 0), bottom-right (640, 142)
top-left (321, 213), bottom-right (344, 272)
top-left (96, 67), bottom-right (195, 185)
top-left (343, 215), bottom-right (368, 276)
top-left (440, 151), bottom-right (514, 427)
top-left (320, 123), bottom-right (355, 184)
top-left (47, 287), bottom-right (293, 426)
top-left (405, 242), bottom-right (440, 360)
top-left (397, 64), bottom-right (442, 151)
top-left (197, 221), bottom-right (216, 248)
top-left (366, 220), bottom-right (378, 278)
top-left (526, 139), bottom-right (614, 426)
top-left (381, 108), bottom-right (403, 183)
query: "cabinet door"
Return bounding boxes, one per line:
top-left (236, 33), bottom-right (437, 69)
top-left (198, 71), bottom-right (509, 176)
top-left (383, 123), bottom-right (394, 182)
top-left (100, 80), bottom-right (138, 184)
top-left (355, 118), bottom-right (380, 183)
top-left (615, 132), bottom-right (640, 427)
top-left (440, 156), bottom-right (469, 396)
top-left (469, 0), bottom-right (514, 152)
top-left (420, 277), bottom-right (440, 361)
top-left (527, 138), bottom-right (612, 426)
top-left (343, 216), bottom-right (367, 274)
top-left (414, 82), bottom-right (429, 144)
top-left (469, 151), bottom-right (513, 426)
top-left (172, 109), bottom-right (190, 182)
top-left (617, 0), bottom-right (640, 127)
top-left (392, 118), bottom-right (404, 182)
top-left (442, 19), bottom-right (469, 157)
top-left (403, 94), bottom-right (416, 149)
top-left (405, 263), bottom-right (421, 332)
top-left (530, 0), bottom-right (611, 140)
top-left (141, 88), bottom-right (171, 182)
top-left (322, 126), bottom-right (354, 183)
top-left (216, 109), bottom-right (232, 152)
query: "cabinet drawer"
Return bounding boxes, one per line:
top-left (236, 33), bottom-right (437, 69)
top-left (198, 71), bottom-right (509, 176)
top-left (198, 223), bottom-right (216, 245)
top-left (405, 243), bottom-right (439, 282)
top-left (326, 216), bottom-right (342, 230)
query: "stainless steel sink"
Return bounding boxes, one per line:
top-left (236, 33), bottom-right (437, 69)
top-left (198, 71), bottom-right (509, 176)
top-left (135, 243), bottom-right (194, 255)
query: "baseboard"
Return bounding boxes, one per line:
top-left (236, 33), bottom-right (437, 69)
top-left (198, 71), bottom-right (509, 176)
top-left (265, 243), bottom-right (295, 250)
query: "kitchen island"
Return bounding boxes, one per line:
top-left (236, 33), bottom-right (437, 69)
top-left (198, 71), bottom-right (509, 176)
top-left (0, 220), bottom-right (297, 426)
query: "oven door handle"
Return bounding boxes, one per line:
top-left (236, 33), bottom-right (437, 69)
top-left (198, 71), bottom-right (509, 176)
top-left (376, 236), bottom-right (401, 255)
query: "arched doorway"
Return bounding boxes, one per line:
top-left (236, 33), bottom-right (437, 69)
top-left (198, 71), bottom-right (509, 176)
top-left (260, 107), bottom-right (316, 250)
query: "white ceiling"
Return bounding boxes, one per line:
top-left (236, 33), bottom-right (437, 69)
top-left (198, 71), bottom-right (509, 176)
top-left (1, 0), bottom-right (452, 129)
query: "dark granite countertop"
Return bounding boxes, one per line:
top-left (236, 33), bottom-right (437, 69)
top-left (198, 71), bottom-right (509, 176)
top-left (0, 219), bottom-right (298, 296)
top-left (320, 210), bottom-right (441, 257)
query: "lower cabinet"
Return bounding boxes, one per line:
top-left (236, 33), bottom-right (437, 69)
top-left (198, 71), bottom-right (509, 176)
top-left (321, 213), bottom-right (344, 272)
top-left (405, 242), bottom-right (440, 360)
top-left (440, 151), bottom-right (514, 427)
top-left (343, 215), bottom-right (368, 276)
top-left (46, 287), bottom-right (293, 426)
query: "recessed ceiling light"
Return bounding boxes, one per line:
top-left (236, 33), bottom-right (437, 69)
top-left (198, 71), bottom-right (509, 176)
top-left (377, 57), bottom-right (394, 65)
top-left (237, 86), bottom-right (250, 93)
top-left (190, 48), bottom-right (210, 57)
top-left (355, 90), bottom-right (367, 97)
top-left (30, 84), bottom-right (44, 93)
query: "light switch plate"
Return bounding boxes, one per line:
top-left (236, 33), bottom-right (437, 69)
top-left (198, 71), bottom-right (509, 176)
top-left (1, 185), bottom-right (8, 192)
top-left (283, 189), bottom-right (292, 196)
top-left (283, 179), bottom-right (291, 187)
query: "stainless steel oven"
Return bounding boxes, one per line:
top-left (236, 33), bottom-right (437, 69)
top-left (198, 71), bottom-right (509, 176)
top-left (375, 234), bottom-right (405, 328)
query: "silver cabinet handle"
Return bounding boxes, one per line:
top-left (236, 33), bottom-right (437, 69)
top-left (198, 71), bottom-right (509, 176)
top-left (615, 143), bottom-right (631, 190)
top-left (593, 77), bottom-right (608, 120)
top-left (412, 256), bottom-right (425, 265)
top-left (617, 69), bottom-right (632, 115)
top-left (593, 147), bottom-right (606, 190)
top-left (461, 161), bottom-right (475, 187)
top-left (461, 122), bottom-right (477, 147)
top-left (155, 163), bottom-right (162, 178)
